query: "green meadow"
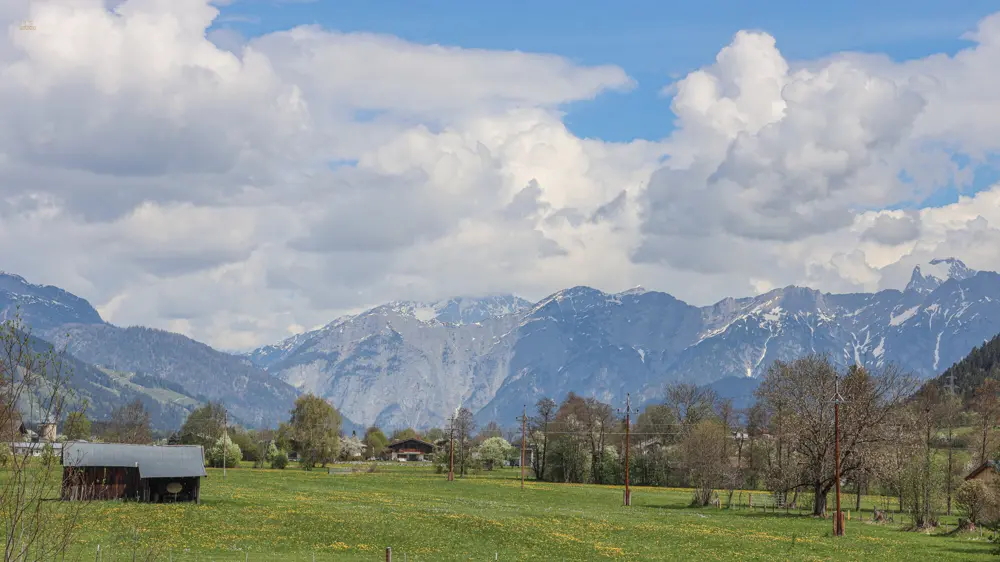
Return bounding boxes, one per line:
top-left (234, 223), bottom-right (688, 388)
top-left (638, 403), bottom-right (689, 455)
top-left (71, 464), bottom-right (994, 561)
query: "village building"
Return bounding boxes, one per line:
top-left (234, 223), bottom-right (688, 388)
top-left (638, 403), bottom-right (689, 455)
top-left (61, 443), bottom-right (207, 503)
top-left (386, 438), bottom-right (435, 461)
top-left (10, 441), bottom-right (62, 457)
top-left (965, 460), bottom-right (1000, 483)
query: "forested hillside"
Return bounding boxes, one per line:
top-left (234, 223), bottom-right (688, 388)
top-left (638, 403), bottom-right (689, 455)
top-left (932, 333), bottom-right (1000, 398)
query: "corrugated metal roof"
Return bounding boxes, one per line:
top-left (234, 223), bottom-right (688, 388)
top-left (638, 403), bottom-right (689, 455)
top-left (62, 443), bottom-right (206, 479)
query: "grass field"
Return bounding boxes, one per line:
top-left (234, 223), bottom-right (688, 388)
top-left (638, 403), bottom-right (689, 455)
top-left (72, 464), bottom-right (995, 561)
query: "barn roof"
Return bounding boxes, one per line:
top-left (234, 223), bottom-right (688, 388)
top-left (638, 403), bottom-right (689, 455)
top-left (62, 443), bottom-right (207, 479)
top-left (387, 438), bottom-right (435, 450)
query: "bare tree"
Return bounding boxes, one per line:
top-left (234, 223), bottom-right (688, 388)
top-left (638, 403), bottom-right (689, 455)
top-left (755, 356), bottom-right (916, 516)
top-left (683, 419), bottom-right (729, 506)
top-left (577, 397), bottom-right (614, 484)
top-left (529, 397), bottom-right (556, 480)
top-left (971, 379), bottom-right (1000, 464)
top-left (104, 399), bottom-right (152, 444)
top-left (665, 383), bottom-right (717, 431)
top-left (454, 407), bottom-right (475, 476)
top-left (1, 314), bottom-right (91, 561)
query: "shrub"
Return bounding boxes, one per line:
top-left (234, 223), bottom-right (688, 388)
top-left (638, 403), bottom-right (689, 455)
top-left (206, 434), bottom-right (242, 468)
top-left (270, 450), bottom-right (289, 470)
top-left (956, 479), bottom-right (999, 525)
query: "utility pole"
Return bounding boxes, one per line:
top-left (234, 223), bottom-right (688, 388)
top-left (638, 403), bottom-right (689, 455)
top-left (617, 393), bottom-right (638, 507)
top-left (517, 406), bottom-right (528, 490)
top-left (447, 414), bottom-right (455, 481)
top-left (832, 381), bottom-right (845, 536)
top-left (223, 407), bottom-right (228, 480)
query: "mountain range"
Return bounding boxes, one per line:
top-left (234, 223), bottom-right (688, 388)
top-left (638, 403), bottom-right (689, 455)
top-left (0, 271), bottom-right (298, 428)
top-left (245, 257), bottom-right (1000, 429)
top-left (3, 258), bottom-right (999, 431)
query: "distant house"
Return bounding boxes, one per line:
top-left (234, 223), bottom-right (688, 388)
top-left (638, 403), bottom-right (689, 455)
top-left (61, 443), bottom-right (207, 503)
top-left (386, 438), bottom-right (435, 461)
top-left (966, 460), bottom-right (1000, 483)
top-left (508, 441), bottom-right (536, 468)
top-left (11, 442), bottom-right (61, 457)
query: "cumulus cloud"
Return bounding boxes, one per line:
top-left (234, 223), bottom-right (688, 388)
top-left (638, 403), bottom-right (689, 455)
top-left (2, 0), bottom-right (1000, 349)
top-left (861, 212), bottom-right (922, 245)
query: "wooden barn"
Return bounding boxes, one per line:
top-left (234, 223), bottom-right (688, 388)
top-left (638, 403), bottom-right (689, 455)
top-left (61, 443), bottom-right (207, 503)
top-left (387, 438), bottom-right (435, 461)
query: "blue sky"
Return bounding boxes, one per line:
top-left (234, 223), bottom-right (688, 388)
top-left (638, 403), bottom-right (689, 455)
top-left (211, 0), bottom-right (1000, 206)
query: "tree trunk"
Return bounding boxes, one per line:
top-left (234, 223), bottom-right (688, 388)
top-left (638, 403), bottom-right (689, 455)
top-left (855, 477), bottom-right (862, 511)
top-left (813, 481), bottom-right (828, 516)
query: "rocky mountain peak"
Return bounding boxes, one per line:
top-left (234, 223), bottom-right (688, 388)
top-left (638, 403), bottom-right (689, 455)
top-left (906, 257), bottom-right (976, 294)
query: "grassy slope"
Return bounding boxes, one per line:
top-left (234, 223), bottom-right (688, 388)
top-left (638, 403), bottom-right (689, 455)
top-left (72, 465), bottom-right (993, 561)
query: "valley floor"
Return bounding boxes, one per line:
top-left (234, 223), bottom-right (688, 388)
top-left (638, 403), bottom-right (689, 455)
top-left (73, 464), bottom-right (992, 561)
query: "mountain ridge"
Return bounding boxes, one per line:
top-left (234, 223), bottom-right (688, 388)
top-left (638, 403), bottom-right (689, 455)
top-left (249, 257), bottom-right (1000, 429)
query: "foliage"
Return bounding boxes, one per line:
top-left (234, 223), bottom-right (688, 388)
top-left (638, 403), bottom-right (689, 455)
top-left (289, 394), bottom-right (341, 469)
top-left (206, 433), bottom-right (242, 468)
top-left (103, 398), bottom-right (152, 444)
top-left (478, 437), bottom-right (512, 470)
top-left (364, 426), bottom-right (389, 459)
top-left (270, 449), bottom-right (289, 469)
top-left (932, 333), bottom-right (1000, 401)
top-left (454, 407), bottom-right (476, 476)
top-left (424, 427), bottom-right (445, 442)
top-left (390, 428), bottom-right (421, 442)
top-left (229, 429), bottom-right (259, 462)
top-left (339, 435), bottom-right (366, 460)
top-left (63, 407), bottom-right (92, 441)
top-left (683, 419), bottom-right (729, 506)
top-left (178, 402), bottom-right (227, 449)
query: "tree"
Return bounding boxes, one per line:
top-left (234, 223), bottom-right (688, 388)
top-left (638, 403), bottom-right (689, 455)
top-left (454, 407), bottom-right (476, 476)
top-left (956, 479), bottom-right (998, 525)
top-left (63, 407), bottom-right (91, 441)
top-left (972, 379), bottom-right (1000, 463)
top-left (424, 427), bottom-right (445, 442)
top-left (682, 419), bottom-right (729, 506)
top-left (265, 441), bottom-right (280, 462)
top-left (755, 356), bottom-right (915, 516)
top-left (289, 394), bottom-right (341, 469)
top-left (907, 385), bottom-right (945, 528)
top-left (229, 429), bottom-right (259, 462)
top-left (390, 428), bottom-right (421, 442)
top-left (178, 402), bottom-right (227, 449)
top-left (363, 426), bottom-right (389, 459)
top-left (339, 435), bottom-right (365, 460)
top-left (478, 437), bottom-right (512, 470)
top-left (275, 422), bottom-right (294, 452)
top-left (206, 434), bottom-right (242, 468)
top-left (665, 383), bottom-right (717, 432)
top-left (104, 399), bottom-right (152, 444)
top-left (477, 421), bottom-right (503, 443)
top-left (0, 313), bottom-right (90, 559)
top-left (529, 397), bottom-right (556, 480)
top-left (270, 449), bottom-right (289, 469)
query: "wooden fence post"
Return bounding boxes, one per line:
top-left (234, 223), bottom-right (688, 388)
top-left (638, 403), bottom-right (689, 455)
top-left (386, 546), bottom-right (392, 561)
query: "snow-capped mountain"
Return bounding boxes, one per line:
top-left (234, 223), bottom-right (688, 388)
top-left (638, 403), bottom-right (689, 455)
top-left (250, 258), bottom-right (1000, 429)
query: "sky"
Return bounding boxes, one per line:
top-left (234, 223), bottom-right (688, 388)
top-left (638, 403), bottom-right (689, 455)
top-left (3, 0), bottom-right (1000, 350)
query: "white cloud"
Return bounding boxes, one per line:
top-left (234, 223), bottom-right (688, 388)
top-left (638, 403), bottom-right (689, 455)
top-left (2, 0), bottom-right (1000, 350)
